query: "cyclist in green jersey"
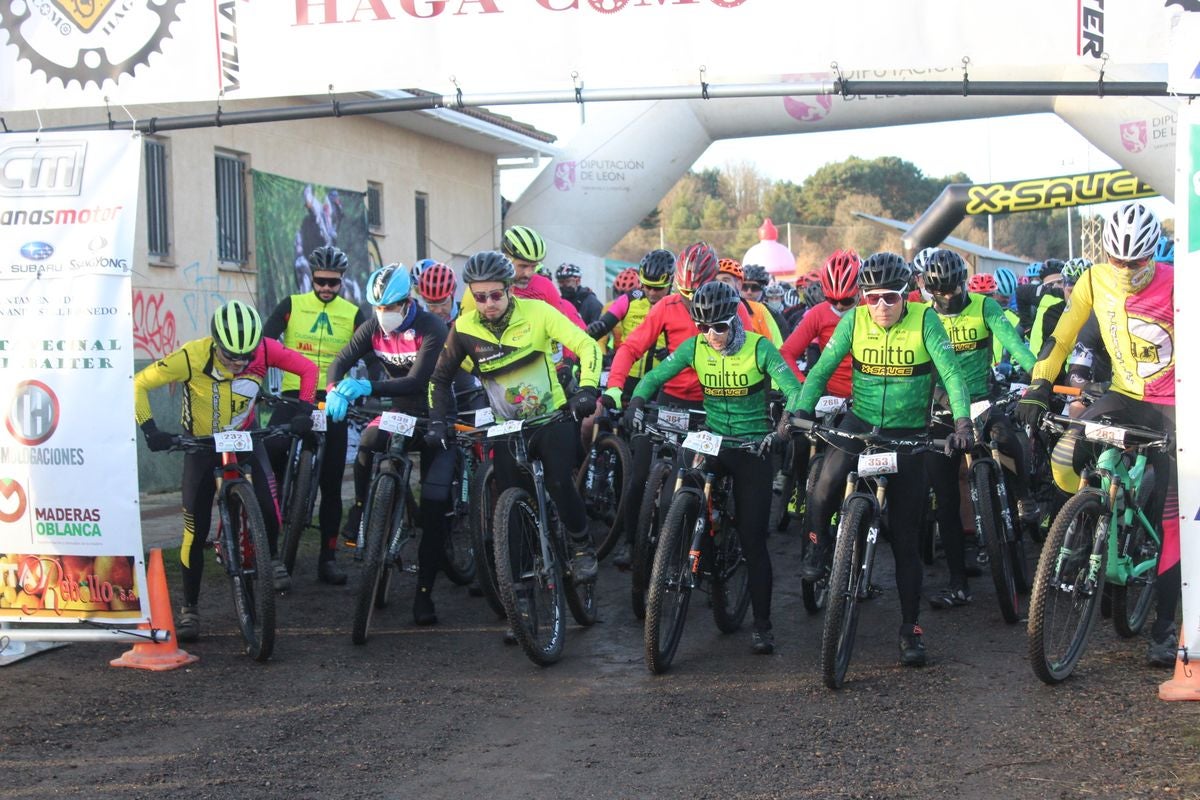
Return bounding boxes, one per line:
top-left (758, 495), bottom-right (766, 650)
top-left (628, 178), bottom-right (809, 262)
top-left (794, 253), bottom-right (973, 666)
top-left (627, 281), bottom-right (805, 654)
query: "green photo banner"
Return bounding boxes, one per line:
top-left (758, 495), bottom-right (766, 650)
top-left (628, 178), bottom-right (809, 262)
top-left (251, 171), bottom-right (371, 315)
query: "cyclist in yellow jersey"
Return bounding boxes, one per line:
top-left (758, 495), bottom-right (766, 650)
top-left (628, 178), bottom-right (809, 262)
top-left (135, 301), bottom-right (318, 641)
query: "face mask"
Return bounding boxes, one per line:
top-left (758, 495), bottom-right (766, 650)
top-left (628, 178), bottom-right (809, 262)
top-left (376, 310), bottom-right (406, 332)
top-left (1116, 263), bottom-right (1156, 294)
top-left (559, 285), bottom-right (577, 298)
top-left (766, 300), bottom-right (783, 313)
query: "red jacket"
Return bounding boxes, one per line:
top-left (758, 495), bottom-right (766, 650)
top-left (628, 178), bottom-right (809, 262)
top-left (607, 294), bottom-right (752, 402)
top-left (780, 302), bottom-right (853, 398)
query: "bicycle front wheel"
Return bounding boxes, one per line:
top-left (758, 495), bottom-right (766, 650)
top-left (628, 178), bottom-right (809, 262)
top-left (351, 477), bottom-right (396, 645)
top-left (226, 482), bottom-right (276, 662)
top-left (973, 461), bottom-right (1020, 624)
top-left (644, 491), bottom-right (700, 674)
top-left (631, 460), bottom-right (674, 621)
top-left (493, 487), bottom-right (566, 666)
top-left (279, 447), bottom-right (315, 575)
top-left (577, 434), bottom-right (633, 561)
top-left (1027, 490), bottom-right (1108, 684)
top-left (821, 496), bottom-right (871, 690)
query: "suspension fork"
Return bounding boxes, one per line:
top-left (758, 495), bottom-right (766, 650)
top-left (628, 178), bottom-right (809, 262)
top-left (529, 459), bottom-right (558, 578)
top-left (856, 477), bottom-right (887, 597)
top-left (687, 474), bottom-right (716, 578)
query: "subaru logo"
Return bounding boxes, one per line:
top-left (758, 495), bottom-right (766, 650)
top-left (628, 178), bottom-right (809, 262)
top-left (19, 241), bottom-right (54, 261)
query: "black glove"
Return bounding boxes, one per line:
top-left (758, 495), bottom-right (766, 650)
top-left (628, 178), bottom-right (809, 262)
top-left (556, 360), bottom-right (578, 393)
top-left (424, 420), bottom-right (449, 450)
top-left (624, 396), bottom-right (646, 433)
top-left (776, 412), bottom-right (798, 438)
top-left (141, 420), bottom-right (175, 452)
top-left (947, 418), bottom-right (975, 454)
top-left (1014, 378), bottom-right (1053, 427)
top-left (568, 386), bottom-right (599, 418)
top-left (789, 408), bottom-right (817, 431)
top-left (288, 402), bottom-right (315, 435)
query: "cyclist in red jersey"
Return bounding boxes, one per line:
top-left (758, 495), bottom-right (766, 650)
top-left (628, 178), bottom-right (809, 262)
top-left (780, 249), bottom-right (861, 396)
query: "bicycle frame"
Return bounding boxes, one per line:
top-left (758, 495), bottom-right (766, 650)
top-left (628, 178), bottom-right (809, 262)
top-left (212, 452), bottom-right (256, 574)
top-left (356, 431), bottom-right (416, 562)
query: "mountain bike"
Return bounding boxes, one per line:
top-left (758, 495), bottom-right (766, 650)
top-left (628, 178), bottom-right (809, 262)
top-left (1027, 410), bottom-right (1170, 684)
top-left (643, 430), bottom-right (767, 674)
top-left (629, 403), bottom-right (706, 620)
top-left (790, 418), bottom-right (945, 689)
top-left (172, 427), bottom-right (290, 661)
top-left (576, 405), bottom-right (632, 561)
top-left (489, 410), bottom-right (597, 666)
top-left (265, 395), bottom-right (326, 576)
top-left (795, 395), bottom-right (850, 614)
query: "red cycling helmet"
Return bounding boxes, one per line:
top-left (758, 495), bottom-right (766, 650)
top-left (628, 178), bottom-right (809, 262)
top-left (675, 242), bottom-right (719, 297)
top-left (417, 262), bottom-right (457, 303)
top-left (613, 267), bottom-right (640, 294)
top-left (821, 249), bottom-right (861, 300)
top-left (967, 273), bottom-right (997, 294)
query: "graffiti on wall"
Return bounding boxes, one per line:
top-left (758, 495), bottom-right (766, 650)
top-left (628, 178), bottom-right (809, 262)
top-left (131, 290), bottom-right (179, 359)
top-left (180, 259), bottom-right (253, 333)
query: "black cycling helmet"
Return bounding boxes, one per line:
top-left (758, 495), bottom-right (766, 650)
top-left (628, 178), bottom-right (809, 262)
top-left (923, 249), bottom-right (968, 292)
top-left (309, 245), bottom-right (349, 274)
top-left (462, 250), bottom-right (516, 285)
top-left (639, 249), bottom-right (675, 287)
top-left (859, 252), bottom-right (912, 291)
top-left (688, 280), bottom-right (741, 325)
top-left (742, 264), bottom-right (770, 286)
top-left (1040, 258), bottom-right (1065, 280)
top-left (803, 281), bottom-right (825, 308)
top-left (555, 262), bottom-right (582, 280)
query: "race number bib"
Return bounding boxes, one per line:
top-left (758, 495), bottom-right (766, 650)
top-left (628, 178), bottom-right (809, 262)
top-left (311, 410), bottom-right (327, 432)
top-left (1083, 422), bottom-right (1126, 447)
top-left (815, 396), bottom-right (846, 418)
top-left (474, 407), bottom-right (495, 426)
top-left (969, 399), bottom-right (991, 422)
top-left (214, 431), bottom-right (253, 453)
top-left (682, 430), bottom-right (723, 456)
top-left (379, 412), bottom-right (418, 437)
top-left (487, 419), bottom-right (524, 438)
top-left (857, 451), bottom-right (898, 477)
top-left (658, 408), bottom-right (690, 432)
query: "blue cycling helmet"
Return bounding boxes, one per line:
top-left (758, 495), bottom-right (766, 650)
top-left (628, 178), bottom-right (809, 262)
top-left (1155, 235), bottom-right (1174, 264)
top-left (993, 267), bottom-right (1018, 297)
top-left (366, 263), bottom-right (412, 306)
top-left (1025, 262), bottom-right (1043, 279)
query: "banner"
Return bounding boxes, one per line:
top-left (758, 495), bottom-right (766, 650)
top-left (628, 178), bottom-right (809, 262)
top-left (251, 172), bottom-right (370, 316)
top-left (1176, 103), bottom-right (1200, 662)
top-left (0, 1), bottom-right (1184, 113)
top-left (962, 170), bottom-right (1158, 215)
top-left (0, 131), bottom-right (148, 623)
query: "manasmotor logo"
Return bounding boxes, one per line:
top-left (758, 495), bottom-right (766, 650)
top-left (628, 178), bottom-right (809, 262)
top-left (0, 141), bottom-right (87, 198)
top-left (19, 242), bottom-right (54, 261)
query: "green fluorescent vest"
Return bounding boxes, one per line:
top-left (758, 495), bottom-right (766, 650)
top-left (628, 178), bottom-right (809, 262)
top-left (849, 304), bottom-right (934, 428)
top-left (935, 292), bottom-right (992, 401)
top-left (281, 292), bottom-right (360, 391)
top-left (1030, 293), bottom-right (1065, 357)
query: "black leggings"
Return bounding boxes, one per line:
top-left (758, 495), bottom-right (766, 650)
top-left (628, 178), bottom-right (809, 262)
top-left (623, 392), bottom-right (704, 543)
top-left (268, 393), bottom-right (349, 562)
top-left (806, 413), bottom-right (929, 625)
top-left (180, 441), bottom-right (280, 607)
top-left (492, 418), bottom-right (588, 536)
top-left (716, 447), bottom-right (775, 630)
top-left (355, 424), bottom-right (457, 589)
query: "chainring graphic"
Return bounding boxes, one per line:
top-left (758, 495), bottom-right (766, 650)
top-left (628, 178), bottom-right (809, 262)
top-left (1, 0), bottom-right (184, 90)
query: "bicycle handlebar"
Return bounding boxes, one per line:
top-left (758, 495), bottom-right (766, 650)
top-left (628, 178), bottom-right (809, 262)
top-left (787, 416), bottom-right (949, 454)
top-left (1040, 412), bottom-right (1172, 449)
top-left (170, 425), bottom-right (292, 454)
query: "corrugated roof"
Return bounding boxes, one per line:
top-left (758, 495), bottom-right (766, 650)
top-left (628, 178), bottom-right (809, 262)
top-left (852, 212), bottom-right (1026, 263)
top-left (402, 88), bottom-right (557, 144)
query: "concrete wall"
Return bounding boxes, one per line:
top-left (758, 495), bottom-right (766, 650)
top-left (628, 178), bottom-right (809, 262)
top-left (6, 98), bottom-right (502, 491)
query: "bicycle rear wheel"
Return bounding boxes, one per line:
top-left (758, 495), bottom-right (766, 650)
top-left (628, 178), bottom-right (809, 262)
top-left (973, 461), bottom-right (1020, 624)
top-left (1027, 490), bottom-right (1108, 684)
top-left (226, 482), bottom-right (276, 662)
top-left (493, 487), bottom-right (566, 666)
top-left (1111, 528), bottom-right (1158, 639)
top-left (644, 491), bottom-right (700, 674)
top-left (577, 434), bottom-right (633, 561)
top-left (711, 520), bottom-right (750, 633)
top-left (631, 460), bottom-right (674, 621)
top-left (469, 460), bottom-right (506, 618)
top-left (352, 477), bottom-right (395, 645)
top-left (821, 496), bottom-right (871, 690)
top-left (443, 449), bottom-right (478, 586)
top-left (279, 446), bottom-right (314, 575)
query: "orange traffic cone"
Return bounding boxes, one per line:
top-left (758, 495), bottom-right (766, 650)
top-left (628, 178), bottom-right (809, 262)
top-left (110, 548), bottom-right (199, 671)
top-left (1159, 629), bottom-right (1200, 701)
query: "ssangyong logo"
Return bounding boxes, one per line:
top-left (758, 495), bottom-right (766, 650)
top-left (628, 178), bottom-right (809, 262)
top-left (19, 242), bottom-right (54, 261)
top-left (0, 142), bottom-right (87, 198)
top-left (1120, 121), bottom-right (1148, 154)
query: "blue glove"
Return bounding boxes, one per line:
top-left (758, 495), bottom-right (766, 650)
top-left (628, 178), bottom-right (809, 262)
top-left (335, 377), bottom-right (373, 402)
top-left (325, 390), bottom-right (349, 423)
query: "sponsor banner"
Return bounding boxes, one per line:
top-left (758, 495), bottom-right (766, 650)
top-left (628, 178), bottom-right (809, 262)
top-left (0, 1), bottom-right (1184, 112)
top-left (962, 170), bottom-right (1158, 215)
top-left (1177, 104), bottom-right (1200, 659)
top-left (0, 131), bottom-right (147, 623)
top-left (251, 172), bottom-right (370, 315)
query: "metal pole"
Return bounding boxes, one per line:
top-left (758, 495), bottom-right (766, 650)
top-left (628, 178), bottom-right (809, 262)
top-left (2, 627), bottom-right (168, 643)
top-left (988, 215), bottom-right (994, 251)
top-left (1067, 210), bottom-right (1074, 259)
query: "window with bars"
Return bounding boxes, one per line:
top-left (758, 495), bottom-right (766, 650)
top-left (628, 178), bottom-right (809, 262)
top-left (144, 138), bottom-right (171, 259)
top-left (414, 191), bottom-right (429, 261)
top-left (215, 152), bottom-right (248, 265)
top-left (367, 182), bottom-right (383, 232)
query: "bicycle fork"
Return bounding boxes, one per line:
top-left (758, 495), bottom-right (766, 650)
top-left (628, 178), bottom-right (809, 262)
top-left (529, 460), bottom-right (559, 590)
top-left (685, 474), bottom-right (717, 589)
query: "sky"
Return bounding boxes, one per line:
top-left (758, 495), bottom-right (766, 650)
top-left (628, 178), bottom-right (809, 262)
top-left (498, 105), bottom-right (1177, 224)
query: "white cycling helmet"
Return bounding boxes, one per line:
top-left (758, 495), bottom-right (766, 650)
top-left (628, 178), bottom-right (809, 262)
top-left (1102, 202), bottom-right (1161, 262)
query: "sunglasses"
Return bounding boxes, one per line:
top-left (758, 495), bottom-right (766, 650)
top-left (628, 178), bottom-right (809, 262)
top-left (863, 290), bottom-right (903, 307)
top-left (742, 283), bottom-right (763, 293)
top-left (313, 277), bottom-right (342, 288)
top-left (696, 316), bottom-right (736, 335)
top-left (829, 297), bottom-right (856, 308)
top-left (472, 289), bottom-right (506, 304)
top-left (929, 286), bottom-right (960, 297)
top-left (1110, 255), bottom-right (1151, 269)
top-left (217, 347), bottom-right (250, 365)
